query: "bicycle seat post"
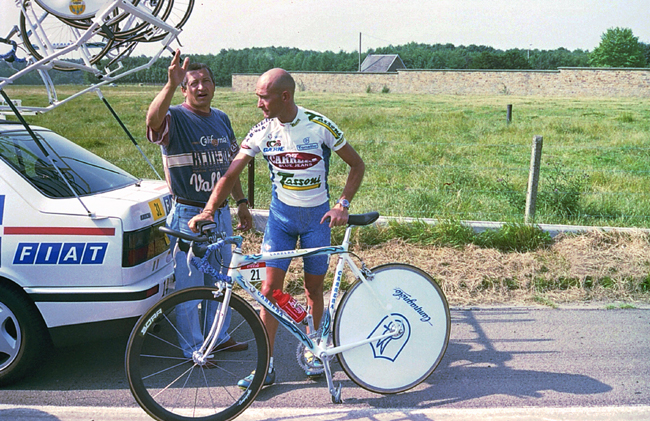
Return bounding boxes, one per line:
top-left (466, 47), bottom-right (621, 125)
top-left (341, 225), bottom-right (354, 252)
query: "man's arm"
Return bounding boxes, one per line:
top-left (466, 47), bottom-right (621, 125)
top-left (146, 49), bottom-right (188, 131)
top-left (189, 152), bottom-right (253, 232)
top-left (321, 143), bottom-right (365, 227)
top-left (230, 177), bottom-right (253, 231)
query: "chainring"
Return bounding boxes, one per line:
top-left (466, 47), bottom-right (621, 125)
top-left (295, 331), bottom-right (323, 372)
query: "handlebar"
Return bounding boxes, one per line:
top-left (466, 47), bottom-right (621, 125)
top-left (159, 220), bottom-right (243, 258)
top-left (159, 226), bottom-right (210, 243)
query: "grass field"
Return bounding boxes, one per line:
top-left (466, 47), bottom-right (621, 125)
top-left (4, 85), bottom-right (650, 306)
top-left (6, 85), bottom-right (650, 228)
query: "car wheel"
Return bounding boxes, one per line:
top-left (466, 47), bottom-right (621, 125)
top-left (0, 283), bottom-right (50, 386)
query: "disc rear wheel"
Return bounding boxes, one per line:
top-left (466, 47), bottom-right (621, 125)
top-left (334, 263), bottom-right (450, 394)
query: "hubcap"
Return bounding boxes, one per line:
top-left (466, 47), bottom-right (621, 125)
top-left (0, 303), bottom-right (20, 370)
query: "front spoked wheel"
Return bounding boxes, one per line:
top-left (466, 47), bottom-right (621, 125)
top-left (126, 287), bottom-right (269, 421)
top-left (334, 263), bottom-right (450, 394)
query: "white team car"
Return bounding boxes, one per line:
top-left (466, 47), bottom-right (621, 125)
top-left (0, 120), bottom-right (174, 385)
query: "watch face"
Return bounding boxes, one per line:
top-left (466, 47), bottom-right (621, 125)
top-left (338, 199), bottom-right (350, 208)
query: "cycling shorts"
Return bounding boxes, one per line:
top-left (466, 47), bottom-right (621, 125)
top-left (262, 199), bottom-right (331, 275)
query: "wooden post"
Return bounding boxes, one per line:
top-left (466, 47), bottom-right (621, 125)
top-left (247, 159), bottom-right (255, 209)
top-left (525, 135), bottom-right (543, 223)
top-left (506, 104), bottom-right (512, 125)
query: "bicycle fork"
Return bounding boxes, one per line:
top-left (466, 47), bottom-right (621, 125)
top-left (192, 285), bottom-right (231, 365)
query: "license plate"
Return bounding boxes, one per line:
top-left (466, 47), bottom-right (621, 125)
top-left (240, 262), bottom-right (266, 282)
top-left (148, 198), bottom-right (167, 221)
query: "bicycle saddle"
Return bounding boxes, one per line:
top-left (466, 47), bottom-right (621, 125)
top-left (348, 212), bottom-right (380, 226)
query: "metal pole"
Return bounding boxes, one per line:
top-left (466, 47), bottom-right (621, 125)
top-left (525, 135), bottom-right (543, 223)
top-left (506, 104), bottom-right (512, 125)
top-left (96, 90), bottom-right (162, 180)
top-left (359, 32), bottom-right (362, 72)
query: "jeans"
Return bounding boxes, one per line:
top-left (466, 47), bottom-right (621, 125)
top-left (167, 202), bottom-right (233, 358)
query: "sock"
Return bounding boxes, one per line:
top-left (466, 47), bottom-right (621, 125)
top-left (268, 357), bottom-right (274, 372)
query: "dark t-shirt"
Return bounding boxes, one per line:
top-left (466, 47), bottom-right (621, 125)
top-left (147, 103), bottom-right (238, 203)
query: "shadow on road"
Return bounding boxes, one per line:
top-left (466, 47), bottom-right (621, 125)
top-left (0, 407), bottom-right (61, 420)
top-left (1, 334), bottom-right (130, 391)
top-left (344, 309), bottom-right (612, 408)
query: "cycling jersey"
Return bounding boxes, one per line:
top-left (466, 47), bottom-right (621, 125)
top-left (240, 106), bottom-right (346, 207)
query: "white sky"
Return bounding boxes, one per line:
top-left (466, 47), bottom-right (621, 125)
top-left (1, 0), bottom-right (649, 56)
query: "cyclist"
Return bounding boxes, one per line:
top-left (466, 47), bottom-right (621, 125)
top-left (146, 49), bottom-right (253, 361)
top-left (189, 68), bottom-right (365, 385)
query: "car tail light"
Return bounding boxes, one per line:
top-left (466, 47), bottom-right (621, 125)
top-left (122, 221), bottom-right (169, 267)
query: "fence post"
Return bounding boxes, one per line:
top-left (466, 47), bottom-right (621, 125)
top-left (506, 104), bottom-right (512, 125)
top-left (525, 135), bottom-right (543, 223)
top-left (247, 159), bottom-right (255, 208)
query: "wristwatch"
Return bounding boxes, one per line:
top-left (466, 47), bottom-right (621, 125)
top-left (336, 199), bottom-right (350, 209)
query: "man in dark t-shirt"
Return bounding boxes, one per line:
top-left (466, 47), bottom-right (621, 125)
top-left (146, 49), bottom-right (252, 359)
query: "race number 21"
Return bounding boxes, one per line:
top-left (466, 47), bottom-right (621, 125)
top-left (240, 262), bottom-right (266, 282)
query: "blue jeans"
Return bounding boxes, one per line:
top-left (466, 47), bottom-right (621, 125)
top-left (167, 202), bottom-right (233, 358)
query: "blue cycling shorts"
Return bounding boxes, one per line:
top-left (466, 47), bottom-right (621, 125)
top-left (262, 199), bottom-right (331, 275)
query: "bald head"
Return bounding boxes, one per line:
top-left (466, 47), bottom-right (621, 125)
top-left (259, 68), bottom-right (295, 96)
top-left (256, 68), bottom-right (298, 122)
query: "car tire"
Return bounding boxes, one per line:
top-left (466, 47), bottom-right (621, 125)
top-left (0, 283), bottom-right (50, 386)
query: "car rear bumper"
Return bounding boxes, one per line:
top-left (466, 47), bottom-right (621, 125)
top-left (25, 265), bottom-right (174, 328)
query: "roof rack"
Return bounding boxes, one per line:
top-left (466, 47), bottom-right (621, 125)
top-left (1, 0), bottom-right (191, 115)
top-left (0, 0), bottom-right (190, 179)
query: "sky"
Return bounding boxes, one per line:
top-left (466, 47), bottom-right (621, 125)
top-left (1, 0), bottom-right (649, 57)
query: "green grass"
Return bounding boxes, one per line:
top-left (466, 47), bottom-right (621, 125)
top-left (6, 85), bottom-right (650, 228)
top-left (605, 303), bottom-right (637, 310)
top-left (333, 219), bottom-right (552, 253)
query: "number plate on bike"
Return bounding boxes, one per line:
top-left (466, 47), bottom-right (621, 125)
top-left (240, 262), bottom-right (266, 282)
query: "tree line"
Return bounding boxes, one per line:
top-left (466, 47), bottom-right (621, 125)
top-left (3, 28), bottom-right (648, 86)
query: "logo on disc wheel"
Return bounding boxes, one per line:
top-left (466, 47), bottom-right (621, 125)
top-left (367, 313), bottom-right (410, 362)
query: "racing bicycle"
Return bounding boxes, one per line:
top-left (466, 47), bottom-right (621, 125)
top-left (125, 211), bottom-right (450, 421)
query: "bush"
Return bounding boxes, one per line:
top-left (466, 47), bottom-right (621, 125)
top-left (476, 222), bottom-right (552, 252)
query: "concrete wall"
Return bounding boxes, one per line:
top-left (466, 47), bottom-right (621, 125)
top-left (232, 68), bottom-right (650, 97)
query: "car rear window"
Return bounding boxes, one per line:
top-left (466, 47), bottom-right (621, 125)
top-left (0, 127), bottom-right (138, 197)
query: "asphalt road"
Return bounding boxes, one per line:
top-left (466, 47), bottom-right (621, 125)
top-left (1, 306), bottom-right (648, 420)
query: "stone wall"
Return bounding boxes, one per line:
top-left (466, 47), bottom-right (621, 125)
top-left (232, 68), bottom-right (650, 97)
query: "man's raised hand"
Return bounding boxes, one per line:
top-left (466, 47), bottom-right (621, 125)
top-left (168, 49), bottom-right (189, 88)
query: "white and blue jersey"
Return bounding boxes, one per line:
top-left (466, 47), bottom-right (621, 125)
top-left (240, 106), bottom-right (346, 207)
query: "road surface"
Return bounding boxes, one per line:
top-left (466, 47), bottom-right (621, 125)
top-left (0, 306), bottom-right (648, 420)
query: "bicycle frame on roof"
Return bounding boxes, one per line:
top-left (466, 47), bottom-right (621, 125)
top-left (0, 0), bottom-right (182, 115)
